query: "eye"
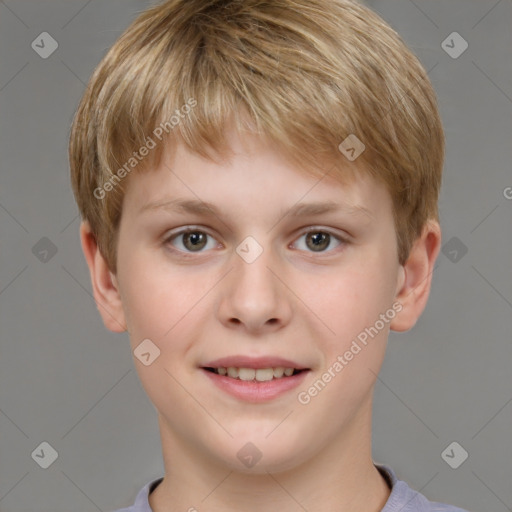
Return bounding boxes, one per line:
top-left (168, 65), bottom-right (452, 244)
top-left (164, 227), bottom-right (347, 256)
top-left (165, 228), bottom-right (219, 253)
top-left (292, 229), bottom-right (345, 253)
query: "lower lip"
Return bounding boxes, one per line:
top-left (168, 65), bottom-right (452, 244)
top-left (201, 368), bottom-right (310, 403)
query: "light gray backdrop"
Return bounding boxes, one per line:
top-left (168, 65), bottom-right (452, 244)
top-left (1, 1), bottom-right (511, 511)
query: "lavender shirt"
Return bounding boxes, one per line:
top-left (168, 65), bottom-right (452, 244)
top-left (111, 464), bottom-right (470, 512)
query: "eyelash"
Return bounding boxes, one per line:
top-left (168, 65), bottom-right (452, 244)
top-left (163, 226), bottom-right (349, 258)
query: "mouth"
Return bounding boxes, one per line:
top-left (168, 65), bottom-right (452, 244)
top-left (199, 356), bottom-right (311, 402)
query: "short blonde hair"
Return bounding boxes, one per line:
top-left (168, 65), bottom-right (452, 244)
top-left (69, 0), bottom-right (444, 273)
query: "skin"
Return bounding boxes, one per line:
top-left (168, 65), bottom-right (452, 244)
top-left (81, 124), bottom-right (441, 512)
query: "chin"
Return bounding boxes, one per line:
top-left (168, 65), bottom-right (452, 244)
top-left (211, 431), bottom-right (309, 475)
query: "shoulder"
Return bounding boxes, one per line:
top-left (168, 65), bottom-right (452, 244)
top-left (109, 477), bottom-right (163, 512)
top-left (376, 464), bottom-right (471, 512)
top-left (429, 505), bottom-right (470, 512)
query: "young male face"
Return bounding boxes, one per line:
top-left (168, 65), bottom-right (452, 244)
top-left (81, 125), bottom-right (440, 477)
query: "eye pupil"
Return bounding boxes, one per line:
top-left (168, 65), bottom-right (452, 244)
top-left (184, 231), bottom-right (207, 251)
top-left (306, 232), bottom-right (330, 251)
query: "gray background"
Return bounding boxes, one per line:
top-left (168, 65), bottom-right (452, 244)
top-left (0, 1), bottom-right (511, 511)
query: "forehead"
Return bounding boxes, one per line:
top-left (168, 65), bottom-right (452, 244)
top-left (121, 129), bottom-right (391, 224)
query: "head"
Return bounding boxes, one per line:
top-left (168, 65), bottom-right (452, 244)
top-left (69, 0), bottom-right (443, 473)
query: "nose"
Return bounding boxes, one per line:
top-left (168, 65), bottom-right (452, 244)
top-left (216, 240), bottom-right (293, 335)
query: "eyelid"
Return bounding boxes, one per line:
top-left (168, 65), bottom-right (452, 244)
top-left (296, 225), bottom-right (351, 241)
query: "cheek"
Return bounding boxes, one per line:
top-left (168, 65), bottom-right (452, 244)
top-left (296, 270), bottom-right (392, 418)
top-left (319, 270), bottom-right (391, 335)
top-left (118, 260), bottom-right (204, 403)
top-left (306, 259), bottom-right (397, 387)
top-left (117, 257), bottom-right (183, 340)
top-left (119, 256), bottom-right (217, 356)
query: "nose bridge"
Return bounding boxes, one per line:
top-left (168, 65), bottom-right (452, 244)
top-left (218, 234), bottom-right (291, 331)
top-left (233, 234), bottom-right (279, 303)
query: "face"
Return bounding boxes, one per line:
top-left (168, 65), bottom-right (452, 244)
top-left (110, 128), bottom-right (406, 473)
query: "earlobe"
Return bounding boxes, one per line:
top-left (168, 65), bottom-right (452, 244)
top-left (390, 220), bottom-right (441, 332)
top-left (79, 221), bottom-right (127, 333)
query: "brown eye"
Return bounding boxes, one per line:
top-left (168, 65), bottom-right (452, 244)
top-left (182, 231), bottom-right (207, 251)
top-left (293, 229), bottom-right (344, 253)
top-left (305, 232), bottom-right (330, 252)
top-left (166, 229), bottom-right (217, 253)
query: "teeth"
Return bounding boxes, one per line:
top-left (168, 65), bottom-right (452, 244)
top-left (213, 366), bottom-right (300, 381)
top-left (273, 367), bottom-right (284, 378)
top-left (255, 368), bottom-right (274, 381)
top-left (238, 368), bottom-right (255, 381)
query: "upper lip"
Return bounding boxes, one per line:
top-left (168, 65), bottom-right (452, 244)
top-left (202, 355), bottom-right (310, 370)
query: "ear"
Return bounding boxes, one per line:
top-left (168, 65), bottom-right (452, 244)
top-left (390, 219), bottom-right (441, 332)
top-left (79, 221), bottom-right (127, 333)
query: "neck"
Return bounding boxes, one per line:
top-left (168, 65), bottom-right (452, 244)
top-left (149, 393), bottom-right (390, 512)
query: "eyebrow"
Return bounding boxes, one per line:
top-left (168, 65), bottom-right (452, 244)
top-left (139, 197), bottom-right (373, 219)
